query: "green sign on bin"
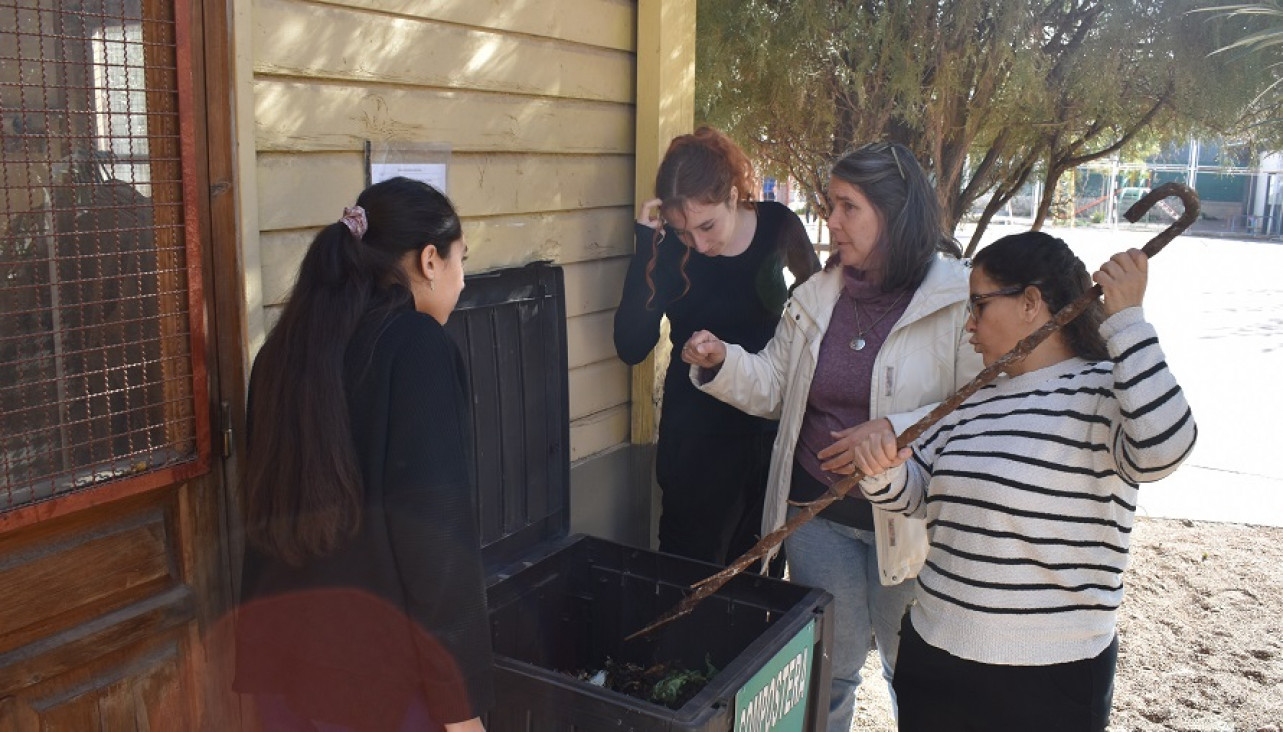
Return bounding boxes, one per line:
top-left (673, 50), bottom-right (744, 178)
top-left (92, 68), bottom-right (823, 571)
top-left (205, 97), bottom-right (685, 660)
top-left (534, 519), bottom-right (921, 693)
top-left (733, 618), bottom-right (815, 732)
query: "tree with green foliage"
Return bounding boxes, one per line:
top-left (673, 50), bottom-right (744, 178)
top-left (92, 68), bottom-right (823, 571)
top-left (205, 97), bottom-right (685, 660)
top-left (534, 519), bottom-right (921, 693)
top-left (1193, 2), bottom-right (1283, 146)
top-left (697, 0), bottom-right (1281, 253)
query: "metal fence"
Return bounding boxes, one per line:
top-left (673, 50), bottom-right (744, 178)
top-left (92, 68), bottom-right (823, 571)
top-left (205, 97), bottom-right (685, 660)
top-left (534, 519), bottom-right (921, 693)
top-left (1, 0), bottom-right (204, 511)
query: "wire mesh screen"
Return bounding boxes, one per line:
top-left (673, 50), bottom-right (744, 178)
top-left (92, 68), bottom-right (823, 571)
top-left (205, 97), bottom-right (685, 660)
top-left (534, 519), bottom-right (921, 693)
top-left (1, 0), bottom-right (200, 510)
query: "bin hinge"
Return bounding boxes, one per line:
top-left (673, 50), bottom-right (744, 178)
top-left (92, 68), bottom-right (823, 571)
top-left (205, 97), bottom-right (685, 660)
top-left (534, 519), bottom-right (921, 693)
top-left (219, 401), bottom-right (234, 459)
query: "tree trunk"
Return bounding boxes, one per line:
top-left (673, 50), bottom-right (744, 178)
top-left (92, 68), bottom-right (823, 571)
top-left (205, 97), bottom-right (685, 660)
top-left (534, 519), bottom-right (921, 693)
top-left (965, 158), bottom-right (1039, 256)
top-left (1031, 165), bottom-right (1068, 231)
top-left (967, 195), bottom-right (1008, 256)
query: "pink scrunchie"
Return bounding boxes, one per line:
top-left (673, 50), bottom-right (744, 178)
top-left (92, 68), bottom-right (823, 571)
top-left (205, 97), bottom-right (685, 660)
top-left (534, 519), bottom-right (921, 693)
top-left (339, 205), bottom-right (368, 239)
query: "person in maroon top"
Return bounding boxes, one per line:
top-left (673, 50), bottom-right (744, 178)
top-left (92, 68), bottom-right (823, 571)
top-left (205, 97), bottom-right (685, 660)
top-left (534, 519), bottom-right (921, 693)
top-left (681, 143), bottom-right (981, 731)
top-left (613, 127), bottom-right (820, 572)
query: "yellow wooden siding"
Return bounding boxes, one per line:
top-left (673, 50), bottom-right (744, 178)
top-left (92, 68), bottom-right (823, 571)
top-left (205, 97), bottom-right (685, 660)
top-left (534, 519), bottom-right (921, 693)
top-left (569, 405), bottom-right (630, 462)
top-left (258, 229), bottom-right (313, 306)
top-left (250, 1), bottom-right (638, 462)
top-left (255, 0), bottom-right (634, 103)
top-left (562, 257), bottom-right (630, 320)
top-left (254, 81), bottom-right (634, 154)
top-left (562, 255), bottom-right (631, 459)
top-left (255, 152), bottom-right (633, 260)
top-left (566, 310), bottom-right (617, 370)
top-left (256, 152), bottom-right (366, 232)
top-left (569, 360), bottom-right (629, 422)
top-left (447, 154), bottom-right (633, 217)
top-left (259, 210), bottom-right (633, 308)
top-left (304, 0), bottom-right (634, 51)
top-left (464, 208), bottom-right (634, 270)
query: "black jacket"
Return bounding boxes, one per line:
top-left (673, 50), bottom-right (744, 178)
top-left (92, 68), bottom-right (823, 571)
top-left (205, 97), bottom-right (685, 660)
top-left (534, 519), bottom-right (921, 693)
top-left (236, 307), bottom-right (494, 729)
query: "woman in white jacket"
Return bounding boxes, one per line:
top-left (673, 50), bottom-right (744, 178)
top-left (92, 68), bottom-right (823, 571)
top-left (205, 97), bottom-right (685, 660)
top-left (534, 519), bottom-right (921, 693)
top-left (682, 143), bottom-right (982, 731)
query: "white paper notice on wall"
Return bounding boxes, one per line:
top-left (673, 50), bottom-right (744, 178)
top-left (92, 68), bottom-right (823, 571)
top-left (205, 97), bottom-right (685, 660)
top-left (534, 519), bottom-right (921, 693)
top-left (365, 141), bottom-right (451, 193)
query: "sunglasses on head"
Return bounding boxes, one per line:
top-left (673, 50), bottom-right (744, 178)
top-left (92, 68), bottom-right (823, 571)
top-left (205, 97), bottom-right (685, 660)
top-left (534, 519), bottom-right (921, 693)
top-left (853, 142), bottom-right (906, 181)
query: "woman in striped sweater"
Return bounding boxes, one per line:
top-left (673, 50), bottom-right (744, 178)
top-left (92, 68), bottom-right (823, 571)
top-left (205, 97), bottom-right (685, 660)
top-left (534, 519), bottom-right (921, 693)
top-left (852, 231), bottom-right (1197, 731)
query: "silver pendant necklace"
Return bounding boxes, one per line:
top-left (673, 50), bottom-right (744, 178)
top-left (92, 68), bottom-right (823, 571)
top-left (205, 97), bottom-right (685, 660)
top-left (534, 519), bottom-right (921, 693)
top-left (849, 288), bottom-right (907, 351)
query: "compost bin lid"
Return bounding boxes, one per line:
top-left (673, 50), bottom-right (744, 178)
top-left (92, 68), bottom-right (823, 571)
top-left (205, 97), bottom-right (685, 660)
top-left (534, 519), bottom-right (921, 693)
top-left (443, 263), bottom-right (571, 578)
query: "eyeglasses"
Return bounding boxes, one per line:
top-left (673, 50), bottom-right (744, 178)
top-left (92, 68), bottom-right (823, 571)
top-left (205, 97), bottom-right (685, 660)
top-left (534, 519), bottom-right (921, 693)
top-left (966, 283), bottom-right (1037, 321)
top-left (853, 142), bottom-right (906, 181)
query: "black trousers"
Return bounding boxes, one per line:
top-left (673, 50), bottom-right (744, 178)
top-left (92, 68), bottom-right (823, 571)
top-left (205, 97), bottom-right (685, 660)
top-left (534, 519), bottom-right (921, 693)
top-left (894, 613), bottom-right (1118, 732)
top-left (655, 428), bottom-right (784, 576)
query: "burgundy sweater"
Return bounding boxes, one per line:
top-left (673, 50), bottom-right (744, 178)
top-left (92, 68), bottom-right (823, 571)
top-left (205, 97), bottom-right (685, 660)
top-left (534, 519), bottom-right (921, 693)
top-left (790, 266), bottom-right (913, 528)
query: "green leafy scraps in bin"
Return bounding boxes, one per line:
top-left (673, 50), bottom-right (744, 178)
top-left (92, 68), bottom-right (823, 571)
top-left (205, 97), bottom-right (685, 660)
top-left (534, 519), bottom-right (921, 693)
top-left (573, 655), bottom-right (719, 710)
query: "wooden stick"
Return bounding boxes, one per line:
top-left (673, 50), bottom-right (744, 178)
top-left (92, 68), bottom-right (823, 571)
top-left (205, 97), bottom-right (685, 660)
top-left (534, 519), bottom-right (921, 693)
top-left (626, 182), bottom-right (1200, 641)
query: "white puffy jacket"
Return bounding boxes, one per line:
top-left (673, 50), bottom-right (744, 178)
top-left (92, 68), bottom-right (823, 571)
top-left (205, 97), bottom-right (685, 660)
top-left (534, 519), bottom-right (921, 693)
top-left (692, 256), bottom-right (982, 584)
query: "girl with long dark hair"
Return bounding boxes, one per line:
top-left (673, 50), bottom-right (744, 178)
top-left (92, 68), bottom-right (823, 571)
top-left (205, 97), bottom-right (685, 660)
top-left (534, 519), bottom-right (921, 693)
top-left (235, 177), bottom-right (492, 732)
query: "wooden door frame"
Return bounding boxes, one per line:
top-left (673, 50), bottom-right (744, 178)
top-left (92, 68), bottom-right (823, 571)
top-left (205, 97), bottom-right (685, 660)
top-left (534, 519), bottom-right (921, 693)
top-left (0, 1), bottom-right (246, 727)
top-left (184, 0), bottom-right (249, 727)
top-left (192, 0), bottom-right (245, 543)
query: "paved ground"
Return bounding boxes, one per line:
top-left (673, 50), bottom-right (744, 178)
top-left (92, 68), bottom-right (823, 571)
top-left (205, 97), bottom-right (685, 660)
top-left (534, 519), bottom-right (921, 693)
top-left (970, 222), bottom-right (1283, 529)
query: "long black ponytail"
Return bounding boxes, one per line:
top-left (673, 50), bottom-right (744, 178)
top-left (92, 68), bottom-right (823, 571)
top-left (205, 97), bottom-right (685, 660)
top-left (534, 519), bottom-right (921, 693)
top-left (243, 177), bottom-right (462, 566)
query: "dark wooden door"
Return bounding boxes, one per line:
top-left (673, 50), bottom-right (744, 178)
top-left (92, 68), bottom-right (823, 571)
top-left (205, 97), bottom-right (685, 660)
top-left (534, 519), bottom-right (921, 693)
top-left (0, 0), bottom-right (243, 729)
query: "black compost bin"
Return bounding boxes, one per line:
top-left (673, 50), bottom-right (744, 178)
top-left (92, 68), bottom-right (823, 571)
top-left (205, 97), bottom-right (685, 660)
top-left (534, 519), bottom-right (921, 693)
top-left (445, 264), bottom-right (833, 732)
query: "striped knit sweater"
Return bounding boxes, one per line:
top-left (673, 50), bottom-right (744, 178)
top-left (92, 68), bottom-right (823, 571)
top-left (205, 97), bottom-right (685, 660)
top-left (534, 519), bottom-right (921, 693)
top-left (860, 307), bottom-right (1197, 666)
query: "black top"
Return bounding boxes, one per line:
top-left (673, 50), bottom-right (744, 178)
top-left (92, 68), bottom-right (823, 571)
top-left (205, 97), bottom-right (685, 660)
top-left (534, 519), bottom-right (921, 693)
top-left (613, 201), bottom-right (820, 436)
top-left (236, 307), bottom-right (494, 728)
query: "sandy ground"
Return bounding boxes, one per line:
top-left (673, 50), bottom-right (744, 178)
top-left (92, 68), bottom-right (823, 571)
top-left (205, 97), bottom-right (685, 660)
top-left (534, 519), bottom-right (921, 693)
top-left (849, 517), bottom-right (1283, 731)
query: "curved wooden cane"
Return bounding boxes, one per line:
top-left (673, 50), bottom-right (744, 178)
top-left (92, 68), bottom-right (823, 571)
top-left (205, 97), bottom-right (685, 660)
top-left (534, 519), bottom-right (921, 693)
top-left (626, 182), bottom-right (1200, 641)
